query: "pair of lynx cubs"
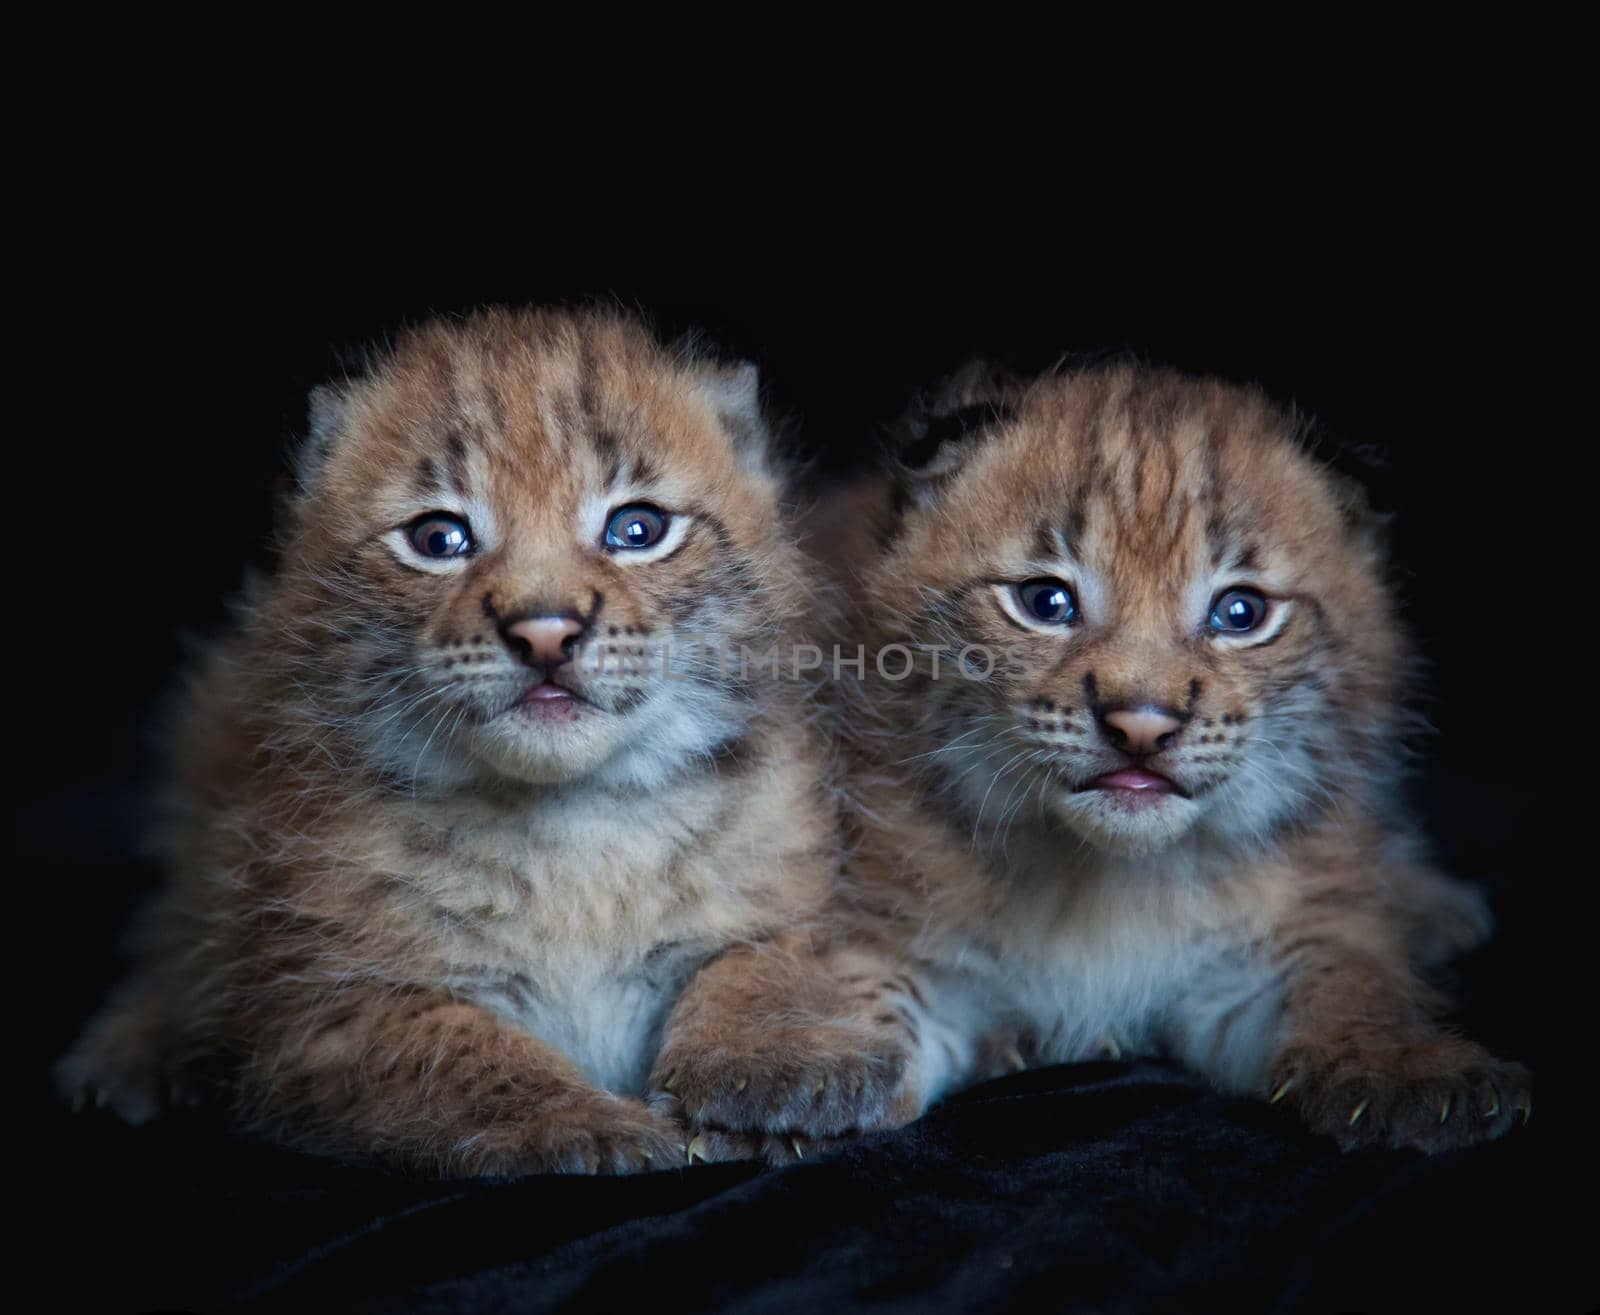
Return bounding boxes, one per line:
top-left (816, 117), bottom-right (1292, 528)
top-left (60, 308), bottom-right (1529, 1173)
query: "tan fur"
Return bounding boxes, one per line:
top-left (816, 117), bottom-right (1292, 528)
top-left (56, 308), bottom-right (839, 1175)
top-left (691, 363), bottom-right (1529, 1154)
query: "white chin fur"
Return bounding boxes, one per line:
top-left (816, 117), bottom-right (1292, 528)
top-left (464, 711), bottom-right (630, 785)
top-left (1047, 788), bottom-right (1205, 856)
top-left (449, 684), bottom-right (749, 793)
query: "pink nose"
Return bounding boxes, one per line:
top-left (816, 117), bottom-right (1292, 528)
top-left (503, 616), bottom-right (584, 667)
top-left (1102, 707), bottom-right (1183, 755)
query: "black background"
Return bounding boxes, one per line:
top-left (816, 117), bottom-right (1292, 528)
top-left (20, 208), bottom-right (1583, 1311)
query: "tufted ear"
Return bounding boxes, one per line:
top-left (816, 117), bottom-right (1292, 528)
top-left (696, 360), bottom-right (775, 477)
top-left (294, 382), bottom-right (351, 491)
top-left (1324, 463), bottom-right (1390, 546)
top-left (891, 362), bottom-right (1018, 511)
top-left (1302, 425), bottom-right (1394, 547)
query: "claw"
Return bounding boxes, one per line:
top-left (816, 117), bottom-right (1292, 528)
top-left (1520, 1100), bottom-right (1532, 1125)
top-left (1439, 1096), bottom-right (1452, 1124)
top-left (662, 1073), bottom-right (678, 1094)
top-left (1101, 1035), bottom-right (1122, 1061)
top-left (1269, 1079), bottom-right (1293, 1105)
top-left (639, 1147), bottom-right (653, 1161)
top-left (686, 1136), bottom-right (707, 1164)
top-left (813, 1078), bottom-right (826, 1096)
top-left (1003, 1044), bottom-right (1026, 1072)
top-left (1485, 1098), bottom-right (1500, 1118)
top-left (1348, 1099), bottom-right (1370, 1126)
top-left (791, 1137), bottom-right (804, 1159)
top-left (734, 1077), bottom-right (748, 1093)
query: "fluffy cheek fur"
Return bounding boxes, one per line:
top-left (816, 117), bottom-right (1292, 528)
top-left (461, 660), bottom-right (753, 792)
top-left (311, 540), bottom-right (773, 792)
top-left (911, 605), bottom-right (1339, 857)
top-left (926, 677), bottom-right (1207, 858)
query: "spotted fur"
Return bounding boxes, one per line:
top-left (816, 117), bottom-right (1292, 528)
top-left (710, 363), bottom-right (1529, 1154)
top-left (55, 308), bottom-right (839, 1175)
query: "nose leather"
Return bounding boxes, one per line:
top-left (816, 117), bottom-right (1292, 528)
top-left (1102, 706), bottom-right (1183, 755)
top-left (503, 616), bottom-right (585, 667)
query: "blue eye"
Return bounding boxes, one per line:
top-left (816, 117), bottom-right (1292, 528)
top-left (605, 504), bottom-right (669, 550)
top-left (1017, 579), bottom-right (1077, 625)
top-left (407, 514), bottom-right (473, 559)
top-left (1209, 588), bottom-right (1268, 633)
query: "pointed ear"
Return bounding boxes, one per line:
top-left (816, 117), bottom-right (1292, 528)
top-left (696, 360), bottom-right (775, 476)
top-left (1302, 424), bottom-right (1393, 547)
top-left (1325, 465), bottom-right (1390, 546)
top-left (295, 382), bottom-right (350, 490)
top-left (892, 362), bottom-right (1018, 511)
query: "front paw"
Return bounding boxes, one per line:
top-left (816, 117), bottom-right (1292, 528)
top-left (1269, 1038), bottom-right (1531, 1153)
top-left (683, 1127), bottom-right (838, 1167)
top-left (481, 1094), bottom-right (684, 1176)
top-left (55, 1018), bottom-right (193, 1125)
top-left (653, 1025), bottom-right (915, 1140)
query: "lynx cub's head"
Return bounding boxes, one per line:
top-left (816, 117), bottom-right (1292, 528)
top-left (268, 308), bottom-right (805, 792)
top-left (862, 364), bottom-right (1404, 857)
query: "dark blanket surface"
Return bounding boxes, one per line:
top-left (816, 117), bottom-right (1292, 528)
top-left (41, 1052), bottom-right (1576, 1315)
top-left (31, 792), bottom-right (1579, 1314)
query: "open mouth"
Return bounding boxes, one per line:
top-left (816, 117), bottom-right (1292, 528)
top-left (1077, 767), bottom-right (1189, 799)
top-left (512, 678), bottom-right (590, 714)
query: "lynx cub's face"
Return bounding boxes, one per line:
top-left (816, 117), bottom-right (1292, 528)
top-left (279, 309), bottom-right (802, 792)
top-left (871, 367), bottom-right (1403, 856)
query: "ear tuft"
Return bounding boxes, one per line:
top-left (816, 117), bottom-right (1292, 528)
top-left (891, 362), bottom-right (1019, 511)
top-left (1301, 423), bottom-right (1393, 545)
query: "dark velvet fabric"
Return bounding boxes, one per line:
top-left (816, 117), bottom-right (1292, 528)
top-left (25, 683), bottom-right (1582, 1315)
top-left (39, 1003), bottom-right (1576, 1314)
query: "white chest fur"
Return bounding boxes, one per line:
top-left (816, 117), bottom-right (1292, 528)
top-left (911, 847), bottom-right (1290, 1100)
top-left (378, 782), bottom-right (742, 1097)
top-left (451, 946), bottom-right (701, 1096)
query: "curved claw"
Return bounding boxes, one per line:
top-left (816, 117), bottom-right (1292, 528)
top-left (1269, 1079), bottom-right (1293, 1105)
top-left (1348, 1099), bottom-right (1370, 1126)
top-left (791, 1137), bottom-right (805, 1160)
top-left (686, 1135), bottom-right (708, 1164)
top-left (1439, 1096), bottom-right (1452, 1124)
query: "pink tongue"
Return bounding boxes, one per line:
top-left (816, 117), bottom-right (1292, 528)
top-left (1095, 768), bottom-right (1174, 792)
top-left (524, 683), bottom-right (573, 702)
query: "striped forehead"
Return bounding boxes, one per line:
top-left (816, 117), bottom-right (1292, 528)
top-left (387, 339), bottom-right (675, 507)
top-left (1007, 405), bottom-right (1259, 578)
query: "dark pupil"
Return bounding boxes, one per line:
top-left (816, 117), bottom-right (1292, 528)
top-left (427, 527), bottom-right (458, 555)
top-left (1034, 588), bottom-right (1067, 618)
top-left (1226, 597), bottom-right (1255, 628)
top-left (624, 518), bottom-right (650, 545)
